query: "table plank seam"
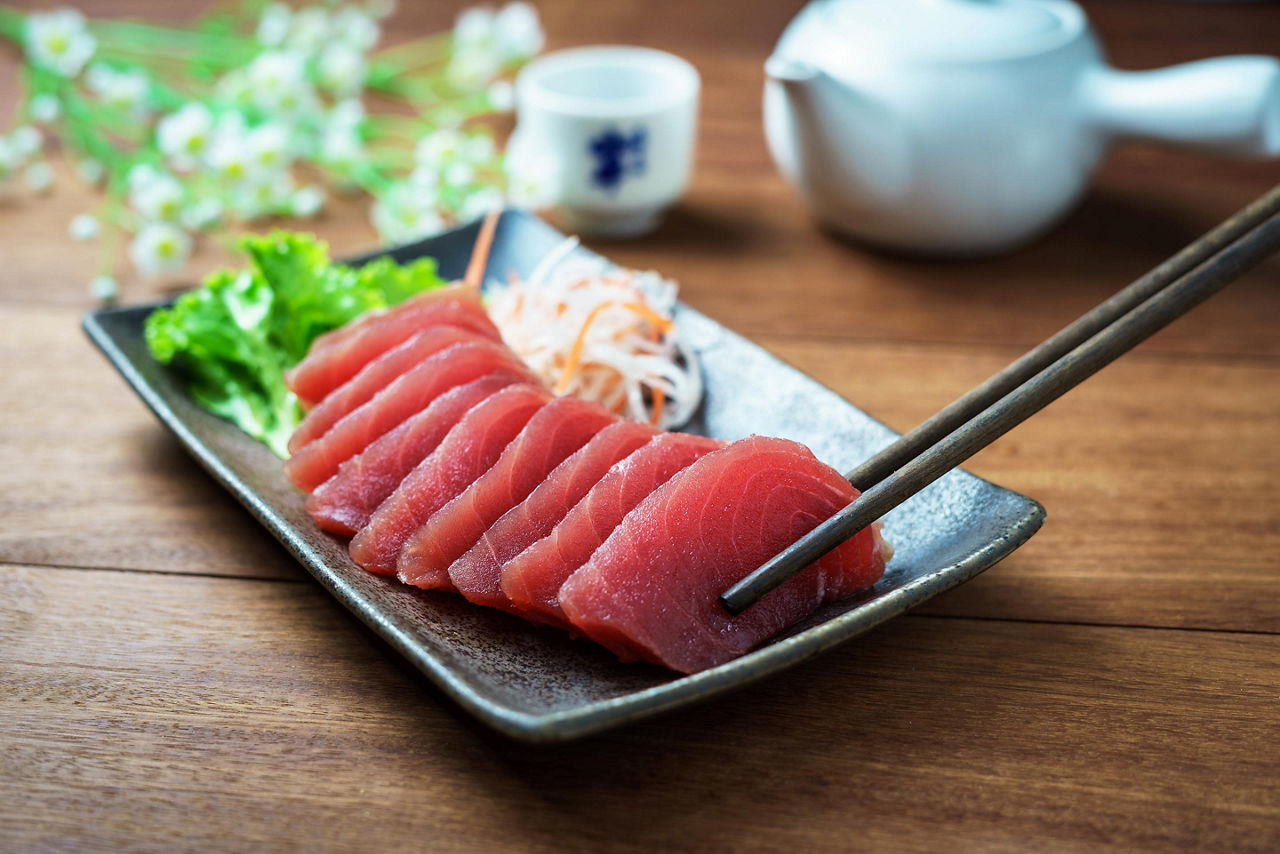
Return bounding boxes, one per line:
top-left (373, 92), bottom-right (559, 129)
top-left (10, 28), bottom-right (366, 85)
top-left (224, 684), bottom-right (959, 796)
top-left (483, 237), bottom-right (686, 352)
top-left (5, 559), bottom-right (1277, 638)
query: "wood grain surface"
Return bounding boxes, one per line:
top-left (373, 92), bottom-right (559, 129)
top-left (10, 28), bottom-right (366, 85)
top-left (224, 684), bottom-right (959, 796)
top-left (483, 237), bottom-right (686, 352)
top-left (1, 1), bottom-right (1278, 851)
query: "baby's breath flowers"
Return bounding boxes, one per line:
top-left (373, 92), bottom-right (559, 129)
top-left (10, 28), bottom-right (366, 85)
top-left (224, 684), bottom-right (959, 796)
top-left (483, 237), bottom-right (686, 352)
top-left (0, 1), bottom-right (546, 302)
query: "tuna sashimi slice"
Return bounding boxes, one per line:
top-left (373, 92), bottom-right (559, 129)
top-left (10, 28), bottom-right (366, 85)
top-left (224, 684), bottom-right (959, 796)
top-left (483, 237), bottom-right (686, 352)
top-left (399, 396), bottom-right (619, 592)
top-left (348, 383), bottom-right (551, 576)
top-left (284, 338), bottom-right (528, 492)
top-left (304, 369), bottom-right (532, 536)
top-left (286, 285), bottom-right (500, 406)
top-left (558, 436), bottom-right (891, 674)
top-left (448, 419), bottom-right (659, 614)
top-left (500, 431), bottom-right (723, 629)
top-left (288, 325), bottom-right (493, 454)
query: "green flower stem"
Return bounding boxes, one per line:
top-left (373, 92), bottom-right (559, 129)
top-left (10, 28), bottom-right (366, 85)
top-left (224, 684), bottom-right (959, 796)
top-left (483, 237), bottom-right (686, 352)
top-left (0, 5), bottom-right (23, 41)
top-left (370, 31), bottom-right (451, 66)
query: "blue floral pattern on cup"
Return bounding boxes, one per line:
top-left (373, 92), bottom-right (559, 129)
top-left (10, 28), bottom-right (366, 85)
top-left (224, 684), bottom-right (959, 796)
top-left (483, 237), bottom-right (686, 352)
top-left (588, 126), bottom-right (647, 192)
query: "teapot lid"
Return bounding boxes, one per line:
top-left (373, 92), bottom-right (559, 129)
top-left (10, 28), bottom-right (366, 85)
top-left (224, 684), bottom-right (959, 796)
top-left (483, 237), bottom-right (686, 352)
top-left (817, 0), bottom-right (1082, 63)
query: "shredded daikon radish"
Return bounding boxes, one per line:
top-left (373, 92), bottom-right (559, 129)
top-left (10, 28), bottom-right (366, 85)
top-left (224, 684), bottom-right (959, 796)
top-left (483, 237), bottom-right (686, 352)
top-left (484, 238), bottom-right (703, 429)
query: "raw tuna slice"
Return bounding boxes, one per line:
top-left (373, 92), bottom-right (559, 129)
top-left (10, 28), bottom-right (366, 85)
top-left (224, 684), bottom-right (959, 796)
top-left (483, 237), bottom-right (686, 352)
top-left (304, 369), bottom-right (532, 536)
top-left (288, 325), bottom-right (493, 454)
top-left (284, 338), bottom-right (527, 492)
top-left (448, 419), bottom-right (659, 614)
top-left (399, 396), bottom-right (619, 592)
top-left (348, 384), bottom-right (551, 576)
top-left (558, 436), bottom-right (891, 674)
top-left (500, 431), bottom-right (723, 629)
top-left (286, 285), bottom-right (500, 406)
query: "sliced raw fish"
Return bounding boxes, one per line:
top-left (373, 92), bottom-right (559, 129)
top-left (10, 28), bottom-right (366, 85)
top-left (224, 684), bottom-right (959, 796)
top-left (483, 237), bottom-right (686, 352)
top-left (286, 285), bottom-right (499, 406)
top-left (399, 396), bottom-right (619, 592)
top-left (558, 436), bottom-right (890, 674)
top-left (448, 419), bottom-right (659, 614)
top-left (500, 431), bottom-right (723, 629)
top-left (347, 384), bottom-right (551, 576)
top-left (304, 369), bottom-right (532, 536)
top-left (284, 338), bottom-right (528, 492)
top-left (288, 325), bottom-right (493, 454)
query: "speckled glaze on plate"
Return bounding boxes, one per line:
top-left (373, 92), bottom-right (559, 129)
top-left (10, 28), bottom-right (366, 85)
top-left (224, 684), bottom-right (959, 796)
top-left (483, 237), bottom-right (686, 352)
top-left (83, 211), bottom-right (1045, 744)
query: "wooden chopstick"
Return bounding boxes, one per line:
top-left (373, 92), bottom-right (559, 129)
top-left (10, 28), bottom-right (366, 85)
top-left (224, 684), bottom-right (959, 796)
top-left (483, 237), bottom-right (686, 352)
top-left (721, 186), bottom-right (1280, 615)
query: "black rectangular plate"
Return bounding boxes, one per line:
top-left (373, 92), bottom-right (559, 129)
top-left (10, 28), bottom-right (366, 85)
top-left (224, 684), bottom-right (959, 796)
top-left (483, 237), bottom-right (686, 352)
top-left (83, 210), bottom-right (1045, 743)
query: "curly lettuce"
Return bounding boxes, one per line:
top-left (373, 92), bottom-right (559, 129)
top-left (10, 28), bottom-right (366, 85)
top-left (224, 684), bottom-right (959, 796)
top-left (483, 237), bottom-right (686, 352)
top-left (145, 232), bottom-right (445, 457)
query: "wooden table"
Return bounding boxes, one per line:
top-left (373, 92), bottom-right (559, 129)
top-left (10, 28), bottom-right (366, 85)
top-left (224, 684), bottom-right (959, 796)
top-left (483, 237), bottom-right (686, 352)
top-left (3, 1), bottom-right (1278, 850)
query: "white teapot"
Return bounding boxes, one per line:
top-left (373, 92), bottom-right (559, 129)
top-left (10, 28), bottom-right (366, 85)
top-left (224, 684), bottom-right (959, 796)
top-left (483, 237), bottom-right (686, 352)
top-left (764, 0), bottom-right (1280, 254)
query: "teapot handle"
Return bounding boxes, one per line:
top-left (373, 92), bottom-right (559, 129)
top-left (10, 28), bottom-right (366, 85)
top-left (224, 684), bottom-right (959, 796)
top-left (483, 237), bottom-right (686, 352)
top-left (1084, 56), bottom-right (1279, 158)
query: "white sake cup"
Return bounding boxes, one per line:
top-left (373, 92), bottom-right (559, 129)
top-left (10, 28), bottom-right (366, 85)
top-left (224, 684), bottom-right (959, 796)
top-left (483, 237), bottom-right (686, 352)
top-left (508, 46), bottom-right (700, 238)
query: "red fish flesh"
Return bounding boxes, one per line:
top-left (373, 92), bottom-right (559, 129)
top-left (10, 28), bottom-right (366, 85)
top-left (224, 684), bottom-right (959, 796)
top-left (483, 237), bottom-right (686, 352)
top-left (448, 419), bottom-right (659, 615)
top-left (288, 325), bottom-right (494, 454)
top-left (283, 338), bottom-right (528, 492)
top-left (500, 431), bottom-right (723, 629)
top-left (557, 436), bottom-right (890, 674)
top-left (285, 285), bottom-right (500, 406)
top-left (398, 396), bottom-right (619, 592)
top-left (347, 383), bottom-right (551, 576)
top-left (304, 369), bottom-right (532, 536)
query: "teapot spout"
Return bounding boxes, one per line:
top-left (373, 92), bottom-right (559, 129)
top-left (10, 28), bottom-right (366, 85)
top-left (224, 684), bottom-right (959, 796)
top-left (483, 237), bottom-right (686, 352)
top-left (763, 56), bottom-right (912, 214)
top-left (764, 55), bottom-right (822, 85)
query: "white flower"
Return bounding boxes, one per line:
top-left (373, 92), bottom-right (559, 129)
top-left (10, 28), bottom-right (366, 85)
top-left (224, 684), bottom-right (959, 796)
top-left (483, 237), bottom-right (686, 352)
top-left (328, 99), bottom-right (365, 132)
top-left (486, 79), bottom-right (515, 112)
top-left (77, 158), bottom-right (105, 184)
top-left (29, 94), bottom-right (61, 123)
top-left (443, 160), bottom-right (475, 188)
top-left (129, 171), bottom-right (185, 221)
top-left (25, 10), bottom-right (96, 77)
top-left (233, 171), bottom-right (295, 220)
top-left (494, 3), bottom-right (543, 61)
top-left (316, 43), bottom-right (367, 98)
top-left (256, 3), bottom-right (292, 47)
top-left (215, 69), bottom-right (250, 104)
top-left (448, 46), bottom-right (501, 90)
top-left (69, 213), bottom-right (99, 241)
top-left (129, 222), bottom-right (192, 276)
top-left (454, 8), bottom-right (496, 50)
top-left (464, 134), bottom-right (496, 162)
top-left (244, 123), bottom-right (294, 174)
top-left (458, 186), bottom-right (504, 222)
top-left (291, 185), bottom-right (326, 218)
top-left (180, 198), bottom-right (223, 231)
top-left (0, 140), bottom-right (18, 188)
top-left (10, 126), bottom-right (42, 159)
top-left (127, 162), bottom-right (161, 190)
top-left (415, 128), bottom-right (467, 169)
top-left (505, 144), bottom-right (561, 209)
top-left (371, 182), bottom-right (446, 245)
top-left (319, 124), bottom-right (365, 172)
top-left (285, 7), bottom-right (330, 54)
top-left (86, 65), bottom-right (150, 116)
top-left (408, 163), bottom-right (440, 194)
top-left (332, 7), bottom-right (380, 52)
top-left (157, 103), bottom-right (214, 170)
top-left (205, 115), bottom-right (253, 183)
top-left (25, 161), bottom-right (53, 193)
top-left (246, 50), bottom-right (316, 115)
top-left (90, 273), bottom-right (119, 302)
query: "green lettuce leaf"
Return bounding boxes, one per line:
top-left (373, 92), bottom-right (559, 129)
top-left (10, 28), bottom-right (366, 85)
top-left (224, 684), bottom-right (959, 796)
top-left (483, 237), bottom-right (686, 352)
top-left (144, 231), bottom-right (446, 457)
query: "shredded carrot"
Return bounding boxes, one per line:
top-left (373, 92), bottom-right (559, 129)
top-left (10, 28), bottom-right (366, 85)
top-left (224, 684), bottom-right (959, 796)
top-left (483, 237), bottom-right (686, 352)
top-left (649, 386), bottom-right (666, 425)
top-left (556, 301), bottom-right (619, 392)
top-left (463, 209), bottom-right (500, 290)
